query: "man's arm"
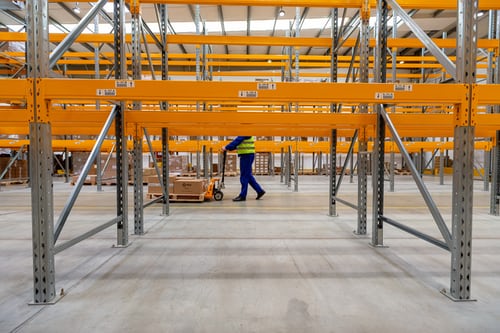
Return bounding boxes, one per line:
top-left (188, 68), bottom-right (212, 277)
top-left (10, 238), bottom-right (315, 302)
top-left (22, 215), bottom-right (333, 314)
top-left (224, 136), bottom-right (251, 151)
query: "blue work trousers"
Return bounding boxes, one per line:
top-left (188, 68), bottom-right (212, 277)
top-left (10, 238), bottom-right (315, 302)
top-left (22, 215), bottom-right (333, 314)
top-left (239, 153), bottom-right (264, 198)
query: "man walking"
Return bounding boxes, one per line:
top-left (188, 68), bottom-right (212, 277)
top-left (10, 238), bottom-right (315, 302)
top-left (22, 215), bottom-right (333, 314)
top-left (222, 136), bottom-right (266, 201)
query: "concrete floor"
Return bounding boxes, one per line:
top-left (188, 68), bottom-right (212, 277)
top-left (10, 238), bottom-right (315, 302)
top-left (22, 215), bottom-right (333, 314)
top-left (1, 174), bottom-right (499, 332)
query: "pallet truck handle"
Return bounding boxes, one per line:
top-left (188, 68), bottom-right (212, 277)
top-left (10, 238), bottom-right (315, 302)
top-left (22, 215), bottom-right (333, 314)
top-left (221, 150), bottom-right (227, 186)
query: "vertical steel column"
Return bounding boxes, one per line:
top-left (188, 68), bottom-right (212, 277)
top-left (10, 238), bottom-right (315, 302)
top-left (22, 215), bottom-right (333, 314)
top-left (389, 11), bottom-right (398, 192)
top-left (331, 8), bottom-right (338, 88)
top-left (114, 0), bottom-right (128, 247)
top-left (287, 146), bottom-right (292, 187)
top-left (131, 1), bottom-right (143, 234)
top-left (94, 14), bottom-right (101, 110)
top-left (195, 5), bottom-right (201, 113)
top-left (294, 146), bottom-right (299, 192)
top-left (329, 129), bottom-right (337, 216)
top-left (96, 148), bottom-right (103, 191)
top-left (196, 151), bottom-right (201, 178)
top-left (159, 3), bottom-right (169, 217)
top-left (448, 0), bottom-right (477, 301)
top-left (356, 0), bottom-right (370, 235)
top-left (371, 0), bottom-right (388, 246)
top-left (329, 9), bottom-right (339, 208)
top-left (487, 11), bottom-right (495, 114)
top-left (491, 131), bottom-right (500, 215)
top-left (64, 148), bottom-right (69, 183)
top-left (95, 8), bottom-right (103, 198)
top-left (280, 147), bottom-right (284, 183)
top-left (159, 3), bottom-right (169, 90)
top-left (484, 150), bottom-right (490, 192)
top-left (202, 145), bottom-right (208, 178)
top-left (131, 2), bottom-right (142, 104)
top-left (439, 148), bottom-right (445, 185)
top-left (162, 128), bottom-right (169, 216)
top-left (496, 10), bottom-right (500, 116)
top-left (490, 11), bottom-right (500, 213)
top-left (133, 126), bottom-right (144, 235)
top-left (26, 0), bottom-right (55, 304)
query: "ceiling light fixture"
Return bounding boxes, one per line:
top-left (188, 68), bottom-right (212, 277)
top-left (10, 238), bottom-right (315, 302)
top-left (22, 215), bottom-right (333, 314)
top-left (73, 2), bottom-right (81, 14)
top-left (279, 7), bottom-right (285, 17)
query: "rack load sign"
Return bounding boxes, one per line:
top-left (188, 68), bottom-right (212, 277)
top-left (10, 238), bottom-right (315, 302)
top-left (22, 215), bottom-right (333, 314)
top-left (375, 92), bottom-right (394, 100)
top-left (257, 83), bottom-right (276, 90)
top-left (238, 90), bottom-right (258, 98)
top-left (97, 89), bottom-right (117, 96)
top-left (394, 83), bottom-right (412, 92)
top-left (115, 80), bottom-right (135, 88)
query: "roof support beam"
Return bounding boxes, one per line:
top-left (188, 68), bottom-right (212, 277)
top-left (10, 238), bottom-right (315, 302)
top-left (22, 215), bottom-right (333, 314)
top-left (217, 5), bottom-right (229, 54)
top-left (387, 0), bottom-right (457, 80)
top-left (49, 0), bottom-right (108, 69)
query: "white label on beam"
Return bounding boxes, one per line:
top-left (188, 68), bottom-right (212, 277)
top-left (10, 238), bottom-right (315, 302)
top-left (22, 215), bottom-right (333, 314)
top-left (97, 89), bottom-right (117, 96)
top-left (257, 83), bottom-right (276, 90)
top-left (375, 92), bottom-right (394, 100)
top-left (394, 84), bottom-right (412, 92)
top-left (239, 90), bottom-right (258, 98)
top-left (115, 80), bottom-right (135, 88)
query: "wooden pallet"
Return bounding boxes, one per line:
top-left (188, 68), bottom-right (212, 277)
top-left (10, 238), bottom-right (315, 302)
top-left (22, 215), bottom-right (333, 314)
top-left (147, 193), bottom-right (164, 199)
top-left (0, 179), bottom-right (29, 186)
top-left (147, 192), bottom-right (206, 202)
top-left (70, 179), bottom-right (96, 186)
top-left (169, 193), bottom-right (205, 202)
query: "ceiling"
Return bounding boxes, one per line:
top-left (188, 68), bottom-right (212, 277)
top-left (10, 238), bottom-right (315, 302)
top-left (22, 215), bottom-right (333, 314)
top-left (0, 2), bottom-right (494, 77)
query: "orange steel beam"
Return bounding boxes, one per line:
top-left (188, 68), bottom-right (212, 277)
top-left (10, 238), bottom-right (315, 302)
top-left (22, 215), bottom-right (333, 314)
top-left (1, 109), bottom-right (498, 138)
top-left (5, 51), bottom-right (463, 63)
top-left (43, 0), bottom-right (499, 10)
top-left (0, 139), bottom-right (491, 154)
top-left (37, 79), bottom-right (468, 105)
top-left (476, 85), bottom-right (500, 105)
top-left (1, 32), bottom-right (499, 50)
top-left (0, 79), bottom-right (27, 101)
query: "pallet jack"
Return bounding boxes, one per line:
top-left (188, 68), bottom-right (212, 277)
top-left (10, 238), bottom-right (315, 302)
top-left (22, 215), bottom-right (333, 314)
top-left (205, 150), bottom-right (226, 201)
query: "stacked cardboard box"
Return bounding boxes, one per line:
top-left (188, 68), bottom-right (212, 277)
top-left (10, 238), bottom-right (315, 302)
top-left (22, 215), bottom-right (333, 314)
top-left (141, 168), bottom-right (156, 182)
top-left (0, 157), bottom-right (28, 180)
top-left (254, 152), bottom-right (271, 175)
top-left (71, 152), bottom-right (90, 175)
top-left (71, 152), bottom-right (127, 184)
top-left (169, 155), bottom-right (188, 173)
top-left (71, 174), bottom-right (96, 185)
top-left (224, 154), bottom-right (238, 175)
top-left (147, 174), bottom-right (177, 197)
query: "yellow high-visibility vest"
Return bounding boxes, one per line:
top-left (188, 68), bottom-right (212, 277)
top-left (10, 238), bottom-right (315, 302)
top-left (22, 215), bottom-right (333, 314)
top-left (237, 137), bottom-right (255, 155)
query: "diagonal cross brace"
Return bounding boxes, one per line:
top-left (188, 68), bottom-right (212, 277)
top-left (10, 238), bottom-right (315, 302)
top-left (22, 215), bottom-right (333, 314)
top-left (387, 0), bottom-right (457, 81)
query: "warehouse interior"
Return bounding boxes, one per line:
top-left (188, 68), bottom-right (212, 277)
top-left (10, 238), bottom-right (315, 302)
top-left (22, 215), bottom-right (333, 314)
top-left (1, 0), bottom-right (500, 332)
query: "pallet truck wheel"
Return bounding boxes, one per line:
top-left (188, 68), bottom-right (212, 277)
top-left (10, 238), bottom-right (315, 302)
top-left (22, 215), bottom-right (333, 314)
top-left (214, 190), bottom-right (224, 201)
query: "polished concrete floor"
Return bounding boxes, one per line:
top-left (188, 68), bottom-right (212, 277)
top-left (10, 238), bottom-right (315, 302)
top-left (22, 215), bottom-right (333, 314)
top-left (1, 174), bottom-right (499, 333)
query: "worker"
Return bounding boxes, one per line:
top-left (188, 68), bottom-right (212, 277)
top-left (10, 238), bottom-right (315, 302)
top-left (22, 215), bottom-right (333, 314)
top-left (222, 136), bottom-right (266, 202)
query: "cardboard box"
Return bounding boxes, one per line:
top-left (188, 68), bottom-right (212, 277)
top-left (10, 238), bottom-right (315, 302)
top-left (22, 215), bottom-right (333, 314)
top-left (147, 175), bottom-right (160, 184)
top-left (173, 178), bottom-right (207, 195)
top-left (0, 158), bottom-right (28, 180)
top-left (147, 184), bottom-right (164, 195)
top-left (224, 154), bottom-right (238, 173)
top-left (143, 168), bottom-right (156, 177)
top-left (169, 155), bottom-right (188, 172)
top-left (147, 175), bottom-right (177, 193)
top-left (147, 174), bottom-right (177, 184)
